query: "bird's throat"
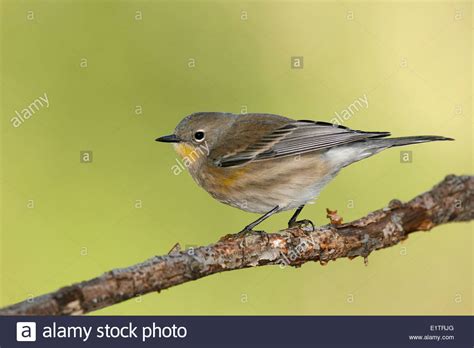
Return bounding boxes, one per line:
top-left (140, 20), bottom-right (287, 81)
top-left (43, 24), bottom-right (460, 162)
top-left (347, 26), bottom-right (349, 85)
top-left (172, 143), bottom-right (208, 171)
top-left (174, 143), bottom-right (196, 159)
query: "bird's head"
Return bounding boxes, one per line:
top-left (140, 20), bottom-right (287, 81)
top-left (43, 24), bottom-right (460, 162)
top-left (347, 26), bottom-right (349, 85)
top-left (156, 112), bottom-right (236, 164)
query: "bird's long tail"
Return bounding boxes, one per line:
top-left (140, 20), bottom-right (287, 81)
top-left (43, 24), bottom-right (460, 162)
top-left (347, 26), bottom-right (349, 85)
top-left (329, 135), bottom-right (454, 168)
top-left (370, 135), bottom-right (454, 148)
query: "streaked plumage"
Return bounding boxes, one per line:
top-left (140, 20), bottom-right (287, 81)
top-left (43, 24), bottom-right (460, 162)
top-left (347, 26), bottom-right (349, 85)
top-left (157, 112), bottom-right (453, 231)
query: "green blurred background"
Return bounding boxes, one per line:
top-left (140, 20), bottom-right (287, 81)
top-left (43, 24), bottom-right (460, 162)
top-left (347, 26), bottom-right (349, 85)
top-left (1, 0), bottom-right (472, 315)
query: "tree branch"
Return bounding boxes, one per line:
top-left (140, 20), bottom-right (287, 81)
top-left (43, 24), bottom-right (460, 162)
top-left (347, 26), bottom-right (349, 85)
top-left (1, 174), bottom-right (472, 315)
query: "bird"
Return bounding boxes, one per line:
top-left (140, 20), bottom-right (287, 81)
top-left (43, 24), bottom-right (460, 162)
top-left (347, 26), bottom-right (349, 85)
top-left (156, 112), bottom-right (453, 233)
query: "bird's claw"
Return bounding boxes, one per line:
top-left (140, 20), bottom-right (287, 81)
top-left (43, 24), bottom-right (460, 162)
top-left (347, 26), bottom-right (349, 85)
top-left (288, 219), bottom-right (315, 231)
top-left (219, 227), bottom-right (261, 242)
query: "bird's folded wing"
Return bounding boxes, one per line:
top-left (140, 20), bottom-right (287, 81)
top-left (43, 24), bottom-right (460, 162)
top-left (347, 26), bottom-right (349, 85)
top-left (214, 120), bottom-right (390, 167)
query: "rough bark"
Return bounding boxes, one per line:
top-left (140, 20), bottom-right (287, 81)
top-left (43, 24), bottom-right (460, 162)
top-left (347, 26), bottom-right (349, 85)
top-left (0, 174), bottom-right (472, 316)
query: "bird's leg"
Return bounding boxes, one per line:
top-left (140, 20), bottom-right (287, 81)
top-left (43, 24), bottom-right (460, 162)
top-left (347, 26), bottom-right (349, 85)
top-left (219, 206), bottom-right (281, 242)
top-left (288, 205), bottom-right (314, 231)
top-left (288, 205), bottom-right (304, 225)
top-left (238, 206), bottom-right (280, 234)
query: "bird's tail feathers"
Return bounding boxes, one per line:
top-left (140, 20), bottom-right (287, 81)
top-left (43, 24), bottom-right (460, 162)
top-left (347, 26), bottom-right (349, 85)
top-left (371, 135), bottom-right (454, 148)
top-left (328, 135), bottom-right (454, 168)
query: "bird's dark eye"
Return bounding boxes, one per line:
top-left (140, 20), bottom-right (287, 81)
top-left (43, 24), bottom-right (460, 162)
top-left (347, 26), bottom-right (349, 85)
top-left (194, 130), bottom-right (205, 142)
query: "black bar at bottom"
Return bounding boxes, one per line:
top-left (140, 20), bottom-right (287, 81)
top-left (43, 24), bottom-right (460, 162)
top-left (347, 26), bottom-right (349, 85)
top-left (1, 316), bottom-right (472, 347)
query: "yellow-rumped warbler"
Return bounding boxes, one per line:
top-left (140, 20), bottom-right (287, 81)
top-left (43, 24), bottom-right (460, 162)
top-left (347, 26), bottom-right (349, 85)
top-left (156, 112), bottom-right (453, 232)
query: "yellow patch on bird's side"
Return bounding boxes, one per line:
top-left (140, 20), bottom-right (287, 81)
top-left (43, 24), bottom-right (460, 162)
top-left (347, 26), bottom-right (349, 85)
top-left (219, 167), bottom-right (248, 188)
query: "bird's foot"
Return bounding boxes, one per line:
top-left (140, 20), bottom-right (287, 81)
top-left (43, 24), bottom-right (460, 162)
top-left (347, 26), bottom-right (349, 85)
top-left (288, 219), bottom-right (315, 231)
top-left (219, 227), bottom-right (261, 242)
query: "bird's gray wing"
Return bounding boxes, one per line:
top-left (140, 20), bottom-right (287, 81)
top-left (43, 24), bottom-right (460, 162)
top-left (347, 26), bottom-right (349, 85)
top-left (215, 120), bottom-right (390, 167)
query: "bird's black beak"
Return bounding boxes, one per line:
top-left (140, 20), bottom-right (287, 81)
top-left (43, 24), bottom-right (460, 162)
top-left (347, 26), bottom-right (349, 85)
top-left (155, 134), bottom-right (181, 143)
